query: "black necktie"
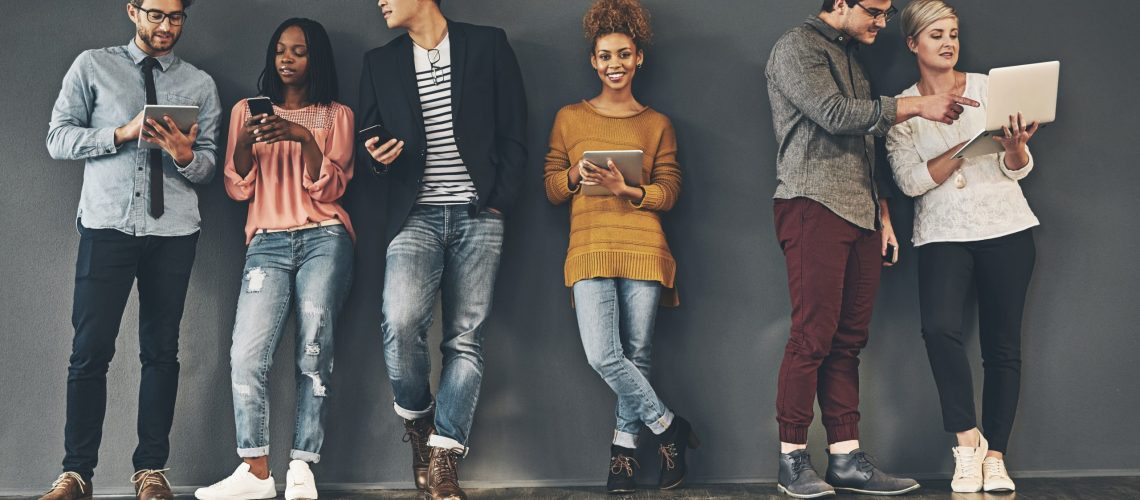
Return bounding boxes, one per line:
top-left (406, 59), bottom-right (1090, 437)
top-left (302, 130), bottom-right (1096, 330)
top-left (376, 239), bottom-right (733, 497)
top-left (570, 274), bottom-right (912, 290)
top-left (142, 57), bottom-right (164, 218)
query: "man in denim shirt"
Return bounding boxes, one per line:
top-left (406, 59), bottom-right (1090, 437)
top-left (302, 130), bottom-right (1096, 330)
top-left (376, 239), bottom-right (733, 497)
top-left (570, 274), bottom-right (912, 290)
top-left (42, 1), bottom-right (218, 498)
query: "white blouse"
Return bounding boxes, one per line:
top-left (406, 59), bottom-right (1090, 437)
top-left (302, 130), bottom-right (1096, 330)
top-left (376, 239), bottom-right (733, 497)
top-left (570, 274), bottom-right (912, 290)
top-left (886, 73), bottom-right (1040, 247)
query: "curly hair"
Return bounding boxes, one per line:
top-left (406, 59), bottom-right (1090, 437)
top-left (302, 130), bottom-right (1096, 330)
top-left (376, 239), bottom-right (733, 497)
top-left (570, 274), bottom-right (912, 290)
top-left (582, 0), bottom-right (653, 51)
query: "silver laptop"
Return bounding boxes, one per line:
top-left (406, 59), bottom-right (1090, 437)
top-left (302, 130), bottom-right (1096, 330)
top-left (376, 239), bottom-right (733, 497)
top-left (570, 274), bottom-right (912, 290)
top-left (580, 150), bottom-right (644, 196)
top-left (953, 61), bottom-right (1059, 159)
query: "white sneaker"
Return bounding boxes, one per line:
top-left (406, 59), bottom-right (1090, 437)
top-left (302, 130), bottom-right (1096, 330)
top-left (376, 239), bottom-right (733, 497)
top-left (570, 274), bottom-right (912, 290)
top-left (983, 456), bottom-right (1016, 492)
top-left (194, 463), bottom-right (276, 500)
top-left (950, 434), bottom-right (988, 493)
top-left (285, 460), bottom-right (319, 500)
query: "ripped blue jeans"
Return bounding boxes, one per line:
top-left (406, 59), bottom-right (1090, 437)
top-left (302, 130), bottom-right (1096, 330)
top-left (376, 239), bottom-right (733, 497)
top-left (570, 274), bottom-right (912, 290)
top-left (229, 224), bottom-right (353, 462)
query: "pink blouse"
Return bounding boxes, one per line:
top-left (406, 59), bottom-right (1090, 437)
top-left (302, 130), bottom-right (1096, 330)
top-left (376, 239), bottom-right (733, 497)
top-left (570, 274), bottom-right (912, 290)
top-left (224, 100), bottom-right (355, 244)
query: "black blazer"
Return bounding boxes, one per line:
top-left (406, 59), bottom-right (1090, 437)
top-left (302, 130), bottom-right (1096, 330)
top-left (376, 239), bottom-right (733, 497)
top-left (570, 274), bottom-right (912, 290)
top-left (357, 20), bottom-right (528, 243)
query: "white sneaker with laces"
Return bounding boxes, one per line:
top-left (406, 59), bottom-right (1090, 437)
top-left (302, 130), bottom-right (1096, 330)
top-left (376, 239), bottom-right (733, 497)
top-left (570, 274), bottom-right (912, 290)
top-left (950, 434), bottom-right (988, 493)
top-left (194, 463), bottom-right (276, 500)
top-left (285, 460), bottom-right (319, 500)
top-left (983, 456), bottom-right (1016, 492)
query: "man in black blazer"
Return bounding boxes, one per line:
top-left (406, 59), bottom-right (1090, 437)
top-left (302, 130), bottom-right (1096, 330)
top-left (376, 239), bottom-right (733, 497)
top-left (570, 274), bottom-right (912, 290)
top-left (357, 0), bottom-right (526, 498)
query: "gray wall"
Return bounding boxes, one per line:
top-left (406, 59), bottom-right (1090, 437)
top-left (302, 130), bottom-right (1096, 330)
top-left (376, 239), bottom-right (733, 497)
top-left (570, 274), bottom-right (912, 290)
top-left (2, 0), bottom-right (1138, 494)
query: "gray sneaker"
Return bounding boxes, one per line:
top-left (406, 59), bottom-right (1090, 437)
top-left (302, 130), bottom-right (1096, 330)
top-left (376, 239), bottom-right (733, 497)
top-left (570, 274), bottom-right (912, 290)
top-left (778, 450), bottom-right (836, 498)
top-left (825, 449), bottom-right (920, 496)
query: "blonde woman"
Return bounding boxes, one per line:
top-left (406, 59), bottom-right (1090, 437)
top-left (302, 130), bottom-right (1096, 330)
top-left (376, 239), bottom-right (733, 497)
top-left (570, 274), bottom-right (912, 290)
top-left (887, 0), bottom-right (1040, 493)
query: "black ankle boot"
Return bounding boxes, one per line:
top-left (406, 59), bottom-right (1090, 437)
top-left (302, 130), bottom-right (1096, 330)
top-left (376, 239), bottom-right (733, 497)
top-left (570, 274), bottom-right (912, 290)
top-left (826, 449), bottom-right (920, 495)
top-left (657, 416), bottom-right (699, 490)
top-left (606, 445), bottom-right (638, 494)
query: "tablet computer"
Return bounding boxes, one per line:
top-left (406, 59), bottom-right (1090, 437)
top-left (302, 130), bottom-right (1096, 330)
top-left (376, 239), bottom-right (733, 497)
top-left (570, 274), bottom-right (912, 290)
top-left (580, 150), bottom-right (644, 196)
top-left (953, 61), bottom-right (1059, 160)
top-left (138, 104), bottom-right (200, 150)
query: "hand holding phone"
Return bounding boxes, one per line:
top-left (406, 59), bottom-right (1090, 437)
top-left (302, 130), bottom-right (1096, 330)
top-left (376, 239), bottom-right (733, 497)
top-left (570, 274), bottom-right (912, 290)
top-left (246, 97), bottom-right (275, 117)
top-left (360, 124), bottom-right (404, 167)
top-left (882, 243), bottom-right (897, 264)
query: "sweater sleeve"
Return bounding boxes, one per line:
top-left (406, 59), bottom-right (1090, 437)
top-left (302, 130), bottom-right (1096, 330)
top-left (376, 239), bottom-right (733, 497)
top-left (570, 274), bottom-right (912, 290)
top-left (543, 109), bottom-right (578, 205)
top-left (302, 104), bottom-right (355, 203)
top-left (886, 117), bottom-right (940, 197)
top-left (223, 101), bottom-right (257, 202)
top-left (632, 118), bottom-right (682, 211)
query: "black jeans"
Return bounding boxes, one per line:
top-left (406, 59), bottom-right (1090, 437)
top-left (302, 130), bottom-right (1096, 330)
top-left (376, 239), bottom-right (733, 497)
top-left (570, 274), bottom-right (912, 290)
top-left (917, 229), bottom-right (1035, 454)
top-left (64, 222), bottom-right (198, 480)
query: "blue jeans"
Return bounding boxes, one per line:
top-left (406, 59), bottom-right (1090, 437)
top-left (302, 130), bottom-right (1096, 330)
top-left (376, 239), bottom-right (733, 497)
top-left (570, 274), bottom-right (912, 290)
top-left (382, 205), bottom-right (504, 451)
top-left (229, 224), bottom-right (353, 462)
top-left (572, 278), bottom-right (673, 449)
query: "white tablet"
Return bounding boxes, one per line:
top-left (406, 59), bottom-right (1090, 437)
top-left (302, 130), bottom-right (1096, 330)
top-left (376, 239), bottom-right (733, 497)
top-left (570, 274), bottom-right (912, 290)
top-left (137, 104), bottom-right (200, 150)
top-left (953, 61), bottom-right (1059, 159)
top-left (580, 150), bottom-right (644, 196)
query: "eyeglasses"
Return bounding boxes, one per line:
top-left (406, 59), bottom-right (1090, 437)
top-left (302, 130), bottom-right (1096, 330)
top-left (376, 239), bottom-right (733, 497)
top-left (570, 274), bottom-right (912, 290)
top-left (134, 6), bottom-right (187, 26)
top-left (427, 49), bottom-right (446, 85)
top-left (855, 3), bottom-right (898, 23)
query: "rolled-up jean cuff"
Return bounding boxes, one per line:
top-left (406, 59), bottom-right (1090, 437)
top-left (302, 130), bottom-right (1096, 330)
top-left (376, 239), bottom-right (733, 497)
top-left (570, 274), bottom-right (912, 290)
top-left (613, 430), bottom-right (639, 449)
top-left (393, 400), bottom-right (434, 421)
top-left (647, 409), bottom-right (675, 435)
top-left (290, 449), bottom-right (321, 463)
top-left (825, 422), bottom-right (860, 444)
top-left (779, 425), bottom-right (809, 445)
top-left (237, 446), bottom-right (269, 458)
top-left (428, 434), bottom-right (468, 456)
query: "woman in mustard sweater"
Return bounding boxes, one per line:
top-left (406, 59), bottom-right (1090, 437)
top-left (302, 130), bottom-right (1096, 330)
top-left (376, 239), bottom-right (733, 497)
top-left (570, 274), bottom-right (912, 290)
top-left (543, 0), bottom-right (696, 493)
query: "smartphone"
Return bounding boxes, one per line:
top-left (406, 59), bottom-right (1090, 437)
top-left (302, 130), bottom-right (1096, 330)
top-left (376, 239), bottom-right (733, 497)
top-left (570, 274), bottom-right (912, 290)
top-left (357, 124), bottom-right (398, 147)
top-left (246, 96), bottom-right (275, 117)
top-left (883, 243), bottom-right (897, 263)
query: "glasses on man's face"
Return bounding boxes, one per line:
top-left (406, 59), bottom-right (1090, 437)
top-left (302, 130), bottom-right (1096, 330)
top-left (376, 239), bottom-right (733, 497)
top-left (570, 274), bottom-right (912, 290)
top-left (428, 49), bottom-right (446, 85)
top-left (856, 3), bottom-right (898, 23)
top-left (135, 6), bottom-right (187, 26)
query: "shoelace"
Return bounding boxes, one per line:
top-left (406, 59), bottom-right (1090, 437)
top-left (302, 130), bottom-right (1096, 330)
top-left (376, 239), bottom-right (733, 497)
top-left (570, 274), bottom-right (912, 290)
top-left (431, 450), bottom-right (460, 484)
top-left (790, 453), bottom-right (815, 475)
top-left (852, 451), bottom-right (880, 473)
top-left (983, 458), bottom-right (1008, 478)
top-left (610, 454), bottom-right (640, 478)
top-left (403, 426), bottom-right (431, 463)
top-left (49, 472), bottom-right (86, 494)
top-left (658, 443), bottom-right (678, 471)
top-left (953, 449), bottom-right (981, 479)
top-left (130, 468), bottom-right (170, 492)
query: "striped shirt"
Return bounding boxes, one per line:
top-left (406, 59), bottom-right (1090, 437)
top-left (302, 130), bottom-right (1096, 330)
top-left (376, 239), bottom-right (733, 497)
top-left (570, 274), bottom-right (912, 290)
top-left (412, 35), bottom-right (476, 205)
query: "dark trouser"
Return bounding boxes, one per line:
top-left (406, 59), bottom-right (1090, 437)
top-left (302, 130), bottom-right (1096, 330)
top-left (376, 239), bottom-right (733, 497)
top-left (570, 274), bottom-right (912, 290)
top-left (918, 229), bottom-right (1035, 454)
top-left (64, 221), bottom-right (198, 481)
top-left (773, 198), bottom-right (882, 445)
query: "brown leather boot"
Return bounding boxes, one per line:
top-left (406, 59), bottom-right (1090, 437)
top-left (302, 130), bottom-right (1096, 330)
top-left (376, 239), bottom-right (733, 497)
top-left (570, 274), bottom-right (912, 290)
top-left (131, 469), bottom-right (174, 500)
top-left (39, 472), bottom-right (91, 500)
top-left (403, 415), bottom-right (436, 490)
top-left (427, 446), bottom-right (467, 500)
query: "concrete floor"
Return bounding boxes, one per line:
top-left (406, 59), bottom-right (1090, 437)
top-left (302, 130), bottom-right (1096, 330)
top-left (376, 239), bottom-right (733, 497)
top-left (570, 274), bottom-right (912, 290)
top-left (12, 476), bottom-right (1137, 499)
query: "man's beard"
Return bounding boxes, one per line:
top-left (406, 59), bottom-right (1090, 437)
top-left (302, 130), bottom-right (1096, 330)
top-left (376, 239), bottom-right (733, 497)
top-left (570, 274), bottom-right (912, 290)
top-left (137, 25), bottom-right (179, 53)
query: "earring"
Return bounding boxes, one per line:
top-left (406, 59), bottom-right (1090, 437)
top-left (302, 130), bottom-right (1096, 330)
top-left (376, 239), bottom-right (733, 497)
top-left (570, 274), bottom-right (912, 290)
top-left (637, 63), bottom-right (643, 69)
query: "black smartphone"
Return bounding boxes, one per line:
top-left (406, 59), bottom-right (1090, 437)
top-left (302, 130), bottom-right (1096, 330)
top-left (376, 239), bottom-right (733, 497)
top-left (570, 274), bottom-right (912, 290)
top-left (246, 96), bottom-right (274, 117)
top-left (357, 124), bottom-right (398, 147)
top-left (883, 243), bottom-right (897, 263)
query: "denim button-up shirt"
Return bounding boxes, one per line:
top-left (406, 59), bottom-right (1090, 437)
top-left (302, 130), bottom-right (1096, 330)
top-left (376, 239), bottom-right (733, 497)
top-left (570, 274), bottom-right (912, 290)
top-left (47, 39), bottom-right (220, 236)
top-left (766, 17), bottom-right (898, 230)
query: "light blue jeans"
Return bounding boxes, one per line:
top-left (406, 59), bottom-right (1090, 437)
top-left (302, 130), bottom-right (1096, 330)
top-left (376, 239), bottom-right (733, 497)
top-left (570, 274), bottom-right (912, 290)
top-left (229, 224), bottom-right (353, 463)
top-left (573, 278), bottom-right (674, 449)
top-left (382, 205), bottom-right (504, 451)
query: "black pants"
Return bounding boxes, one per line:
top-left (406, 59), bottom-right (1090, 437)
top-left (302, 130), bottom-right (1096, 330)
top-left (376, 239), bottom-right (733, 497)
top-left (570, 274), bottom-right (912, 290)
top-left (918, 229), bottom-right (1035, 454)
top-left (64, 222), bottom-right (198, 480)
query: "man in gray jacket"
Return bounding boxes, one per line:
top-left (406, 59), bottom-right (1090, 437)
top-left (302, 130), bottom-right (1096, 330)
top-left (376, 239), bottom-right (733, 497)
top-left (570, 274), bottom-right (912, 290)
top-left (765, 0), bottom-right (978, 497)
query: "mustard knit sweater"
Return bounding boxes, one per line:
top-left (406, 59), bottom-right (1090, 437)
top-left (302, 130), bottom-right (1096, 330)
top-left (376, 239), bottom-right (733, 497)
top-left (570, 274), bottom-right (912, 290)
top-left (544, 101), bottom-right (682, 307)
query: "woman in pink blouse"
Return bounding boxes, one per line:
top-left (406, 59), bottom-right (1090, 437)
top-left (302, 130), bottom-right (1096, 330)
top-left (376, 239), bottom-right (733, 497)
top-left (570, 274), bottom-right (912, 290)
top-left (195, 18), bottom-right (353, 500)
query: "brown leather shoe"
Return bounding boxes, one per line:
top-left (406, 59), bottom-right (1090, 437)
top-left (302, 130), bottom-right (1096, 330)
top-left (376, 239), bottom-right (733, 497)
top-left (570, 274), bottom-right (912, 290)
top-left (403, 415), bottom-right (436, 490)
top-left (131, 469), bottom-right (174, 500)
top-left (427, 446), bottom-right (467, 500)
top-left (39, 472), bottom-right (91, 500)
